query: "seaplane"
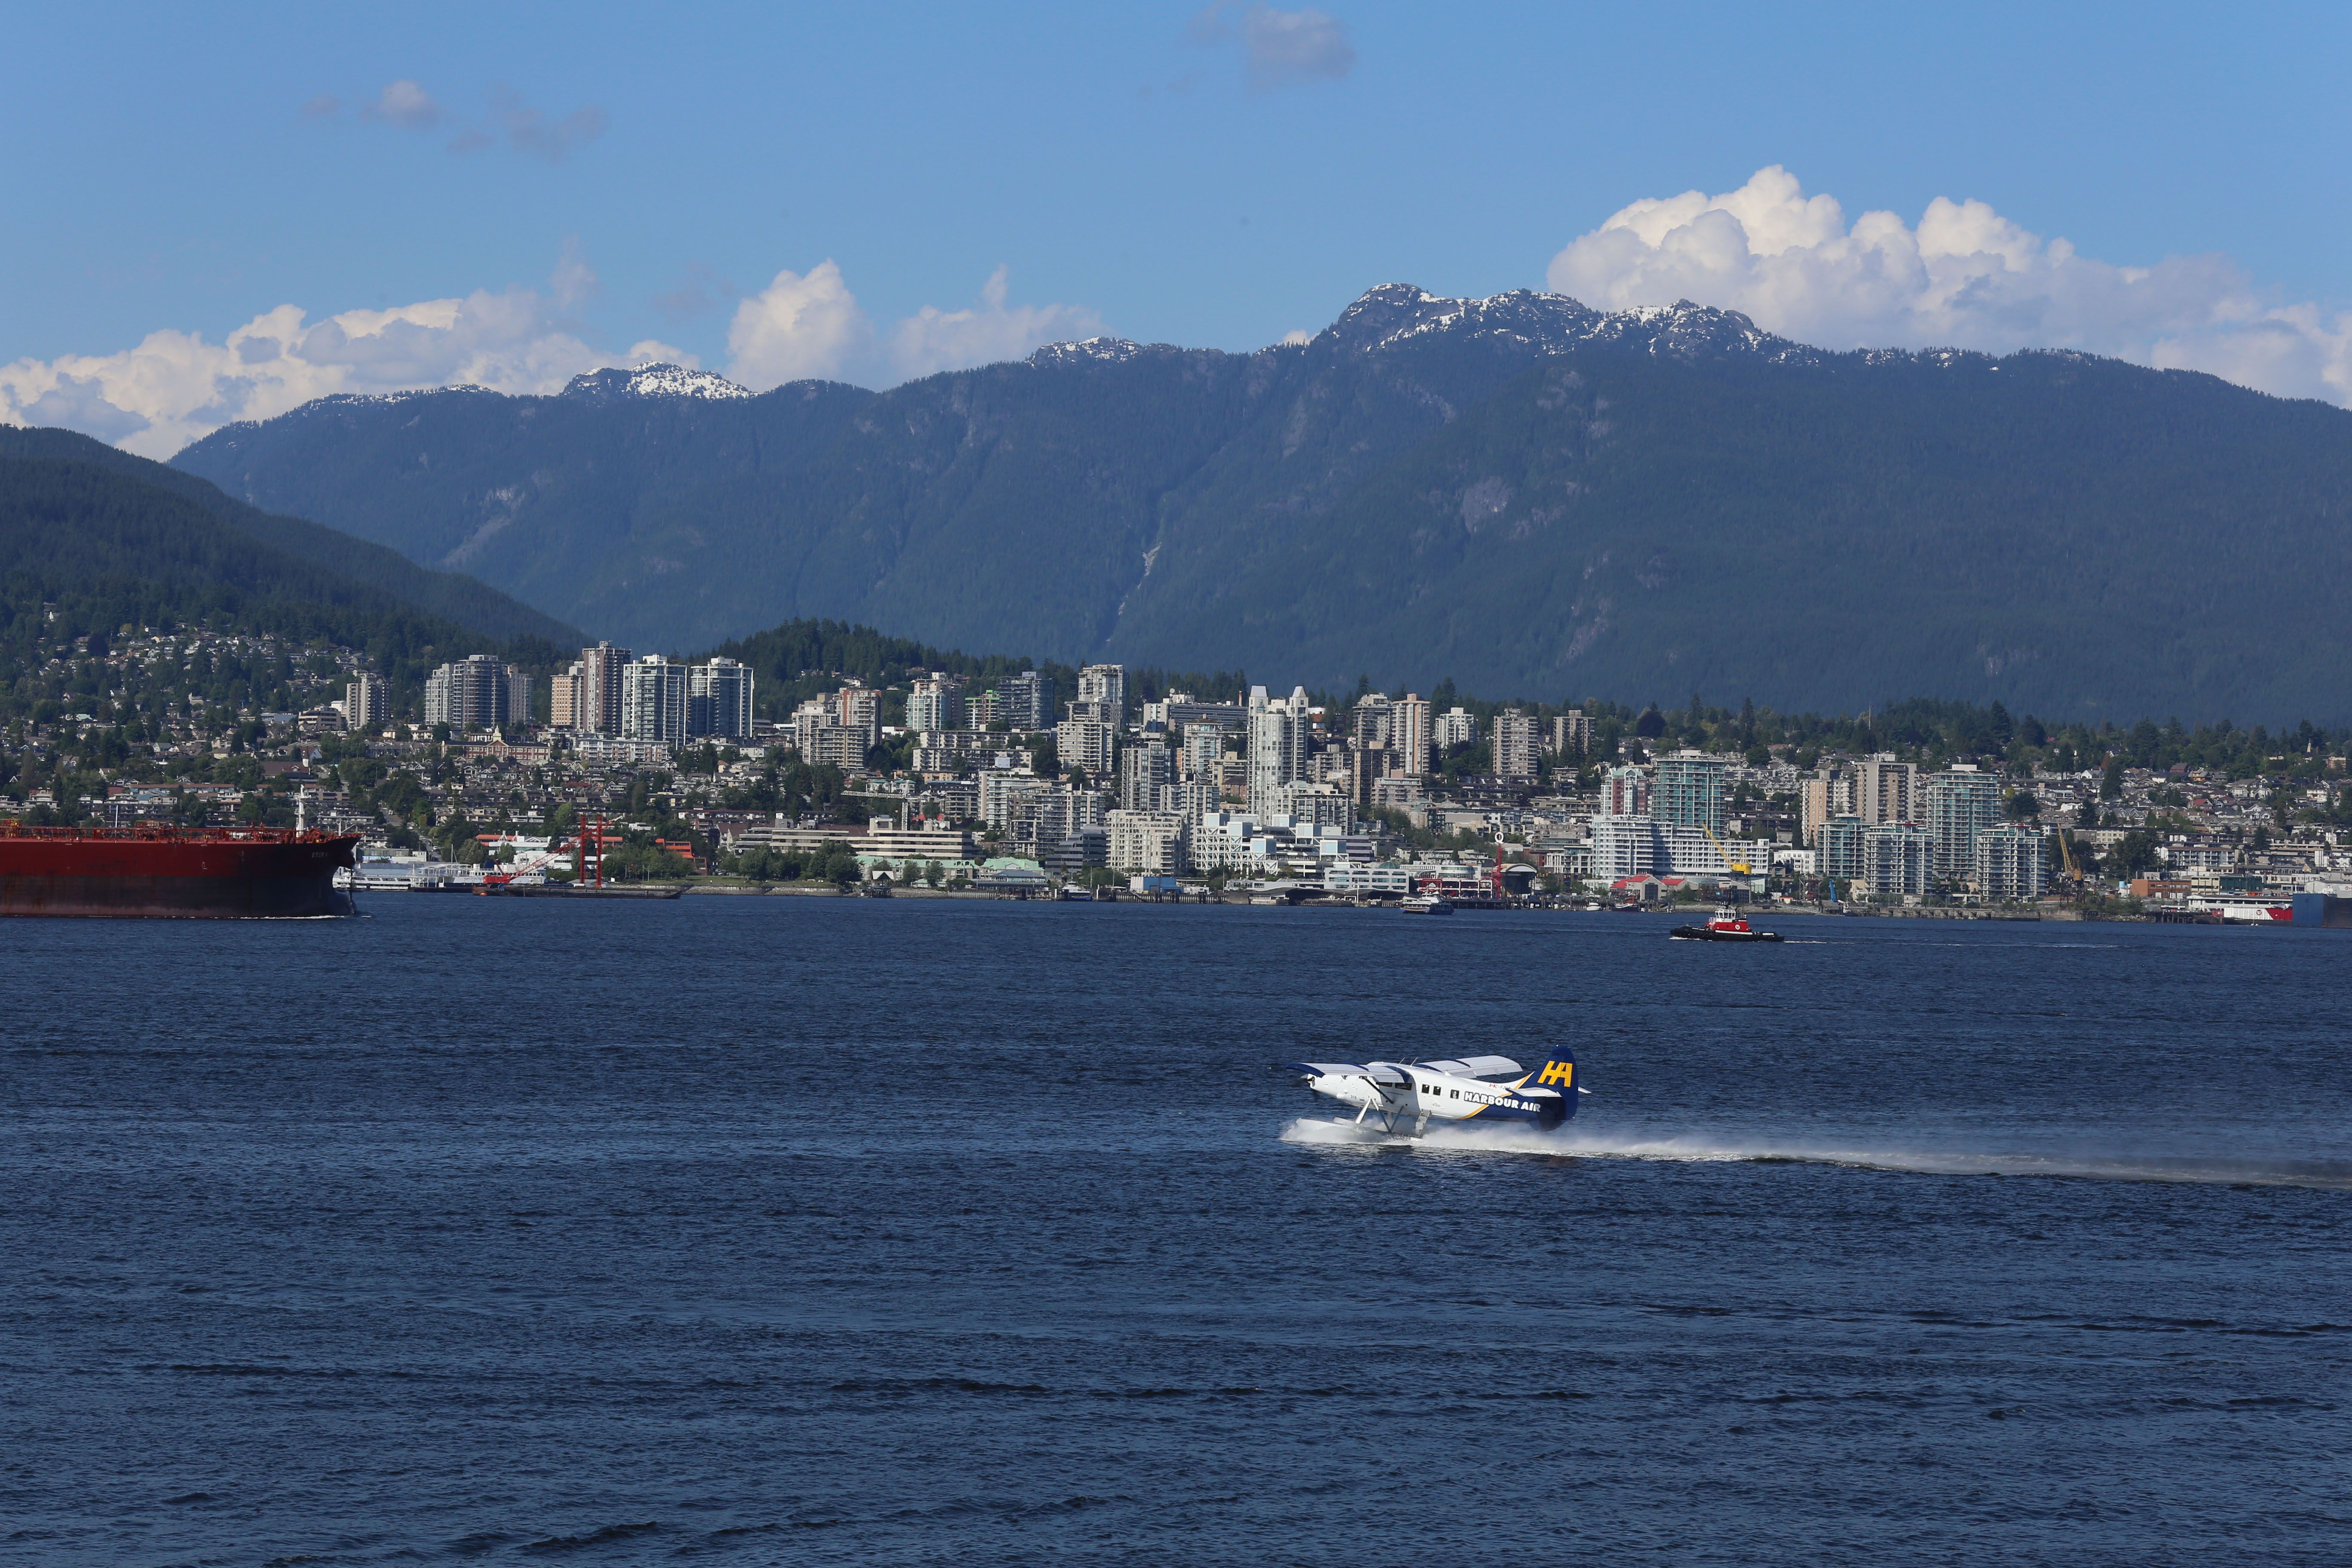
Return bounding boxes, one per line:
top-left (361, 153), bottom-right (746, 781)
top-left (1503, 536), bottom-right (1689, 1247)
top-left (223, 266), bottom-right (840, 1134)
top-left (1286, 1051), bottom-right (1585, 1136)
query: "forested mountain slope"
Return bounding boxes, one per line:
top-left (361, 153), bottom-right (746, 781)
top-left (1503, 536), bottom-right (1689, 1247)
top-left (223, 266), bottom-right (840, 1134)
top-left (172, 288), bottom-right (2352, 721)
top-left (0, 428), bottom-right (579, 647)
top-left (0, 446), bottom-right (564, 691)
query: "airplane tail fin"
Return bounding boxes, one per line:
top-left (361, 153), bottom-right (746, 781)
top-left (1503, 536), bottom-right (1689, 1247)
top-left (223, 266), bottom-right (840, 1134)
top-left (1526, 1051), bottom-right (1578, 1127)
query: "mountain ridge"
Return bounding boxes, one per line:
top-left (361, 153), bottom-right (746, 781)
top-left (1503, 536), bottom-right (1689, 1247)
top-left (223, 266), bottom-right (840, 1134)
top-left (170, 285), bottom-right (2352, 721)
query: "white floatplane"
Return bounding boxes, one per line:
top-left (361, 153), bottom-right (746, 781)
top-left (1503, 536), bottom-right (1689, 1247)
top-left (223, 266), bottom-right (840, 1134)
top-left (1286, 1052), bottom-right (1584, 1135)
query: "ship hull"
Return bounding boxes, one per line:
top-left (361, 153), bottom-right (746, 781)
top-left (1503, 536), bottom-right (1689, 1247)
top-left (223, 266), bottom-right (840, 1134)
top-left (0, 829), bottom-right (360, 919)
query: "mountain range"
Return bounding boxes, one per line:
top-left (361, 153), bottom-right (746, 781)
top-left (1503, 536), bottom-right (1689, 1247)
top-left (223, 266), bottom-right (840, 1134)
top-left (171, 285), bottom-right (2352, 722)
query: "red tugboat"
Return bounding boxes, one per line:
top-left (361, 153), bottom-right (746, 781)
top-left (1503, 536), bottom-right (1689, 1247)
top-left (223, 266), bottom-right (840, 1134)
top-left (0, 823), bottom-right (361, 918)
top-left (1669, 906), bottom-right (1784, 943)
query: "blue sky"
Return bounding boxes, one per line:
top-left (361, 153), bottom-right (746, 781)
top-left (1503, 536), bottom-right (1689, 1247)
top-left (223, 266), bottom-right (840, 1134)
top-left (5, 1), bottom-right (2348, 454)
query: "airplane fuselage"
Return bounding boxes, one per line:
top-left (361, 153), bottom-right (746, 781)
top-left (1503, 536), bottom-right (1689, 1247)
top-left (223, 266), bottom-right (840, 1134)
top-left (1289, 1054), bottom-right (1577, 1134)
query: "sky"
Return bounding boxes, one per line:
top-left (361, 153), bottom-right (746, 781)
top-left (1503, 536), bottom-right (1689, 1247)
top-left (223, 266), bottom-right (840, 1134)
top-left (3, 1), bottom-right (2349, 456)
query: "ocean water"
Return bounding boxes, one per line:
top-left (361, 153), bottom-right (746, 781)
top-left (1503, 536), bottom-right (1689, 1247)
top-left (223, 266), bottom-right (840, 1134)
top-left (3, 897), bottom-right (2347, 1566)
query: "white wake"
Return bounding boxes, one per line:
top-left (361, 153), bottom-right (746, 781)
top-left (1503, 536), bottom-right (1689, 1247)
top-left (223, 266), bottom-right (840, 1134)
top-left (1279, 1117), bottom-right (2352, 1188)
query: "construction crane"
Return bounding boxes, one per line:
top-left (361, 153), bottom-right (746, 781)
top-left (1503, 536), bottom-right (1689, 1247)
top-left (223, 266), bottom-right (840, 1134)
top-left (2053, 826), bottom-right (2083, 891)
top-left (1700, 822), bottom-right (1754, 876)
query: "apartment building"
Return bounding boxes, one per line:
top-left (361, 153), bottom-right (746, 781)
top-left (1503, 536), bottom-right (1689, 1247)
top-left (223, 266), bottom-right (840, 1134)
top-left (621, 656), bottom-right (689, 746)
top-left (1493, 710), bottom-right (1538, 781)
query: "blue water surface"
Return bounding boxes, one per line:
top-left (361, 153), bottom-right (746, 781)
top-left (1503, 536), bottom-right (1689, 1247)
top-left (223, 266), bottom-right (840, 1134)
top-left (3, 897), bottom-right (2347, 1566)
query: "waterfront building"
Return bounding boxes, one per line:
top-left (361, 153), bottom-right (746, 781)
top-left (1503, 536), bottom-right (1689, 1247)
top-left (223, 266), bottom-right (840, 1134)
top-left (858, 817), bottom-right (977, 862)
top-left (1493, 710), bottom-right (1539, 781)
top-left (1188, 810), bottom-right (1252, 873)
top-left (1923, 765), bottom-right (2003, 880)
top-left (1654, 751), bottom-right (1726, 835)
top-left (1974, 824), bottom-right (2047, 902)
top-left (1038, 827), bottom-right (1109, 875)
top-left (1590, 814), bottom-right (1751, 880)
top-left (1862, 822), bottom-right (1935, 898)
top-left (1590, 813), bottom-right (1656, 880)
top-left (1819, 814), bottom-right (1865, 891)
top-left (1106, 809), bottom-right (1188, 873)
top-left (1323, 861), bottom-right (1414, 896)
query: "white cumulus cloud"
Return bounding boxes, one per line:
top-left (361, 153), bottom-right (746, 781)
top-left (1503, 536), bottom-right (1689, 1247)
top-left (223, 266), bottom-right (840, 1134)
top-left (722, 261), bottom-right (871, 389)
top-left (886, 266), bottom-right (1106, 380)
top-left (0, 250), bottom-right (690, 459)
top-left (1545, 166), bottom-right (2352, 405)
top-left (723, 261), bottom-right (1104, 387)
top-left (3, 252), bottom-right (1110, 456)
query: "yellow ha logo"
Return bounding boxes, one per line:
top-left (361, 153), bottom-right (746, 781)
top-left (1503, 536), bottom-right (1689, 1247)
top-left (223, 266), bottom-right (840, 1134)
top-left (1537, 1060), bottom-right (1574, 1087)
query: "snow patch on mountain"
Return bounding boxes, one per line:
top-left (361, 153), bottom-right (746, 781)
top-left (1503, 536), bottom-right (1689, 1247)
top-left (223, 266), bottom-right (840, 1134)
top-left (562, 364), bottom-right (751, 401)
top-left (1026, 337), bottom-right (1153, 368)
top-left (1321, 283), bottom-right (1825, 366)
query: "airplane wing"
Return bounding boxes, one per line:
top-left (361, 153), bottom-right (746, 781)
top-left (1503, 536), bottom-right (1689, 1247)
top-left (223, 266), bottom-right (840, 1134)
top-left (1287, 1062), bottom-right (1410, 1085)
top-left (1419, 1055), bottom-right (1525, 1081)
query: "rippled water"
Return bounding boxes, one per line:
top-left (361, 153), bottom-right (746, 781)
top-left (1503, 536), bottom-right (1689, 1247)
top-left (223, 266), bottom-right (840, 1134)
top-left (4, 898), bottom-right (2347, 1565)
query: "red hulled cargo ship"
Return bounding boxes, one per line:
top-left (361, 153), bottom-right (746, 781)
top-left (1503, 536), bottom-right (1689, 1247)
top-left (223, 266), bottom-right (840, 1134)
top-left (0, 823), bottom-right (361, 918)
